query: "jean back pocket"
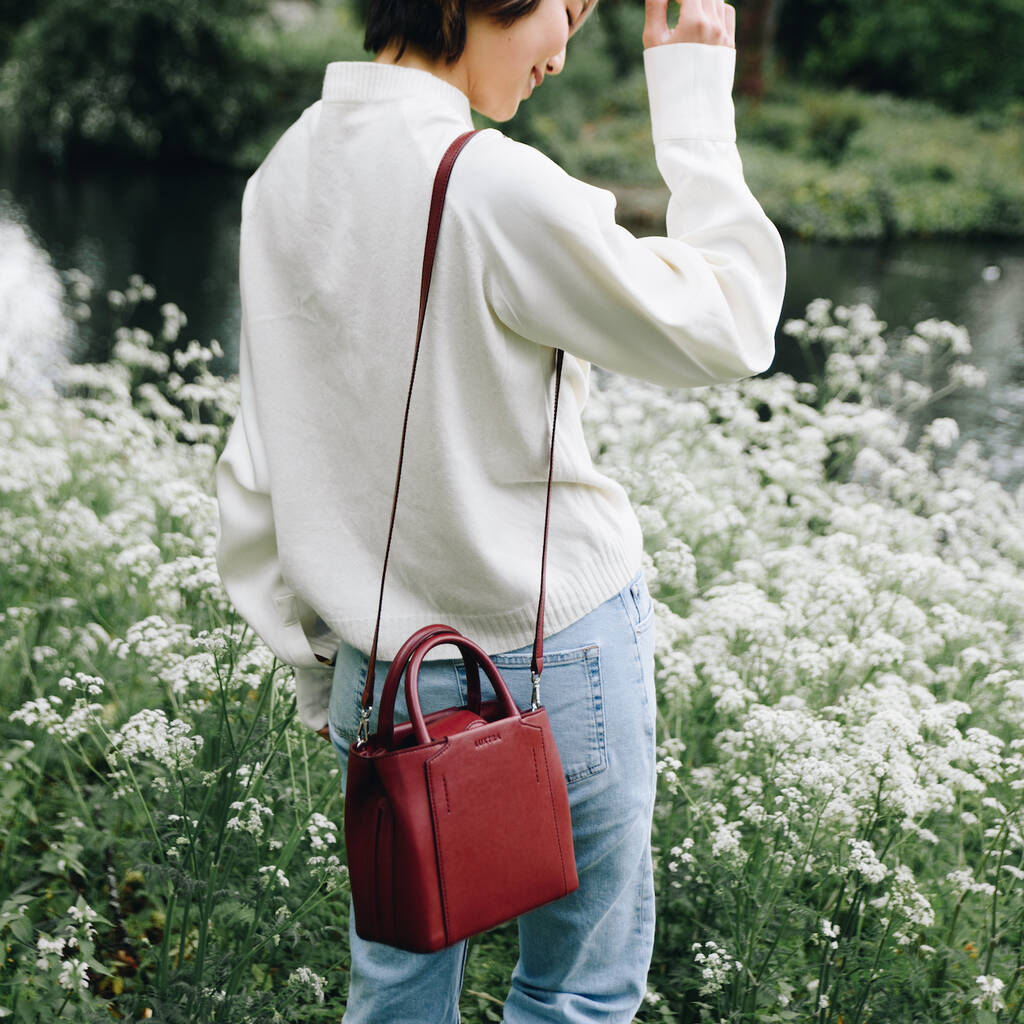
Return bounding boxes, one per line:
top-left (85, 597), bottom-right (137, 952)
top-left (488, 643), bottom-right (606, 785)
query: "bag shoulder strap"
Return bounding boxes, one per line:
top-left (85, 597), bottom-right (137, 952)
top-left (359, 129), bottom-right (565, 721)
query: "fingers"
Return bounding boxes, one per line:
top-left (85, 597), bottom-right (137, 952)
top-left (645, 0), bottom-right (734, 49)
top-left (723, 3), bottom-right (736, 47)
top-left (643, 0), bottom-right (671, 49)
top-left (674, 0), bottom-right (733, 47)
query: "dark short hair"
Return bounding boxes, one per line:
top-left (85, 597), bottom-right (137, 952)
top-left (365, 0), bottom-right (544, 63)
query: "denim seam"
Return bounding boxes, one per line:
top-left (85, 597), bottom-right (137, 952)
top-left (490, 643), bottom-right (599, 668)
top-left (587, 652), bottom-right (606, 779)
top-left (563, 648), bottom-right (607, 784)
top-left (619, 589), bottom-right (649, 710)
top-left (629, 579), bottom-right (655, 636)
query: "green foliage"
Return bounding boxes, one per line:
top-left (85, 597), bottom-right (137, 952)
top-left (804, 93), bottom-right (863, 166)
top-left (777, 0), bottom-right (1024, 112)
top-left (0, 0), bottom-right (44, 62)
top-left (2, 0), bottom-right (275, 162)
top-left (736, 87), bottom-right (1024, 241)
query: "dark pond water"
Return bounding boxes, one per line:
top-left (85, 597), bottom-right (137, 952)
top-left (3, 157), bottom-right (1023, 486)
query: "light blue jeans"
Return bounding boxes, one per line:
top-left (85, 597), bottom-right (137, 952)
top-left (327, 570), bottom-right (657, 1023)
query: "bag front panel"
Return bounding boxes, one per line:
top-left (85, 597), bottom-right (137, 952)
top-left (425, 711), bottom-right (577, 945)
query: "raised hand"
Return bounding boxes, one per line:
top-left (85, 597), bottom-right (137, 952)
top-left (642, 0), bottom-right (736, 50)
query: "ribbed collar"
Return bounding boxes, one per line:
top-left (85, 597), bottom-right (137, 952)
top-left (322, 61), bottom-right (473, 125)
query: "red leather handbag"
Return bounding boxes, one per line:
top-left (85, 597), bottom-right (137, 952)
top-left (343, 131), bottom-right (579, 953)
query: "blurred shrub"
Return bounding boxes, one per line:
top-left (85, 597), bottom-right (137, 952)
top-left (733, 85), bottom-right (1024, 241)
top-left (593, 0), bottom-right (646, 78)
top-left (739, 102), bottom-right (803, 151)
top-left (3, 0), bottom-right (275, 162)
top-left (777, 0), bottom-right (1024, 112)
top-left (0, 0), bottom-right (44, 62)
top-left (805, 93), bottom-right (863, 165)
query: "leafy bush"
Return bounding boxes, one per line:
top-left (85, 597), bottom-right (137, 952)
top-left (0, 0), bottom-right (43, 63)
top-left (2, 0), bottom-right (275, 162)
top-left (804, 93), bottom-right (863, 165)
top-left (738, 102), bottom-right (804, 152)
top-left (735, 88), bottom-right (1024, 241)
top-left (777, 0), bottom-right (1024, 112)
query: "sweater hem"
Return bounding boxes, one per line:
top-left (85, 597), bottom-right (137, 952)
top-left (327, 542), bottom-right (642, 661)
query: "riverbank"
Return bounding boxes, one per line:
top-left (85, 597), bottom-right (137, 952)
top-left (3, 0), bottom-right (1021, 243)
top-left (2, 0), bottom-right (1022, 243)
top-left (235, 4), bottom-right (1024, 243)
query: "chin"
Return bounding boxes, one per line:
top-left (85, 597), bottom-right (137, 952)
top-left (474, 96), bottom-right (522, 124)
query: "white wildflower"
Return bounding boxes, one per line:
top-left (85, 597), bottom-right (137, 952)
top-left (692, 940), bottom-right (743, 996)
top-left (710, 821), bottom-right (747, 865)
top-left (307, 813), bottom-right (339, 852)
top-left (259, 866), bottom-right (290, 889)
top-left (949, 363), bottom-right (987, 389)
top-left (288, 966), bottom-right (326, 1004)
top-left (57, 957), bottom-right (90, 990)
top-left (109, 708), bottom-right (204, 771)
top-left (847, 839), bottom-right (889, 884)
top-left (972, 975), bottom-right (1006, 1011)
top-left (922, 418), bottom-right (959, 450)
top-left (227, 797), bottom-right (274, 838)
top-left (946, 869), bottom-right (995, 898)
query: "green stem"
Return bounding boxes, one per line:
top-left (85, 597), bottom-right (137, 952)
top-left (222, 778), bottom-right (340, 1000)
top-left (119, 757), bottom-right (168, 863)
top-left (751, 785), bottom-right (834, 991)
top-left (176, 894), bottom-right (193, 977)
top-left (849, 914), bottom-right (896, 1024)
top-left (157, 889), bottom-right (177, 991)
top-left (982, 823), bottom-right (1010, 978)
top-left (1003, 961), bottom-right (1024, 1024)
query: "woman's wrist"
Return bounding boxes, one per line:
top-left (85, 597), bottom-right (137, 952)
top-left (644, 43), bottom-right (737, 144)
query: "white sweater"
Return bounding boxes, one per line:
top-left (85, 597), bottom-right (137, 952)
top-left (215, 43), bottom-right (786, 731)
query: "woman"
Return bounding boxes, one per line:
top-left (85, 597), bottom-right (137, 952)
top-left (215, 0), bottom-right (785, 1019)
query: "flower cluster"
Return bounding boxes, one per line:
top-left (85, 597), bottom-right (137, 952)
top-left (226, 797), bottom-right (275, 838)
top-left (692, 940), bottom-right (743, 996)
top-left (585, 300), bottom-right (1024, 1019)
top-left (286, 966), bottom-right (326, 1005)
top-left (108, 708), bottom-right (205, 790)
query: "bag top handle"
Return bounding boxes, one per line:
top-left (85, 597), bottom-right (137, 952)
top-left (357, 129), bottom-right (565, 741)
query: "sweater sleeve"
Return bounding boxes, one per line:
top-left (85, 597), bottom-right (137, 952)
top-left (215, 318), bottom-right (339, 732)
top-left (457, 43), bottom-right (786, 388)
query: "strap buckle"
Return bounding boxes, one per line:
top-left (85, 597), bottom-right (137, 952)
top-left (530, 672), bottom-right (541, 711)
top-left (355, 705), bottom-right (373, 748)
